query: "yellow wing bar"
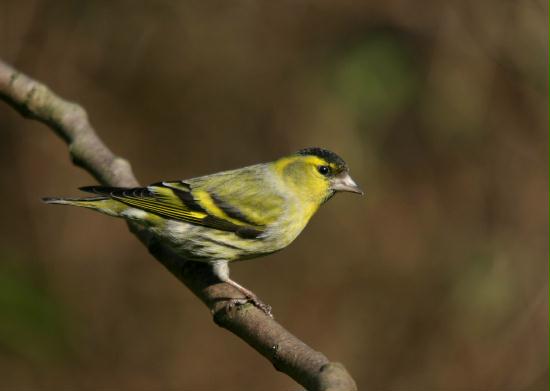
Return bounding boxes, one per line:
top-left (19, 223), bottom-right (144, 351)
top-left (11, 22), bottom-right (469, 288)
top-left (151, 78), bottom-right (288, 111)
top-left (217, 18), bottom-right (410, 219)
top-left (79, 185), bottom-right (264, 239)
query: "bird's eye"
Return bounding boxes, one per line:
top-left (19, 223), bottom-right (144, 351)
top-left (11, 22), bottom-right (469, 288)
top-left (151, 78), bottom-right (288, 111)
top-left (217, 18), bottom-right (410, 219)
top-left (317, 165), bottom-right (330, 176)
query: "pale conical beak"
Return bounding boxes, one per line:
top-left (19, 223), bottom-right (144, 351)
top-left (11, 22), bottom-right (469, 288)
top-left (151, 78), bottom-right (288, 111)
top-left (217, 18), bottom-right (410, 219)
top-left (331, 172), bottom-right (364, 195)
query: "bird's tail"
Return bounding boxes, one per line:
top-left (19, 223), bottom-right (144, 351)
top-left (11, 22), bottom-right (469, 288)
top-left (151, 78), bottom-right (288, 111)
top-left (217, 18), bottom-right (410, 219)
top-left (42, 196), bottom-right (125, 217)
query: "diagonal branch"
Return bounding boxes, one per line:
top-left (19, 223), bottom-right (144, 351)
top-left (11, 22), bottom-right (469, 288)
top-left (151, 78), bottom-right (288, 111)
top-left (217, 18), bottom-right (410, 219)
top-left (0, 59), bottom-right (357, 391)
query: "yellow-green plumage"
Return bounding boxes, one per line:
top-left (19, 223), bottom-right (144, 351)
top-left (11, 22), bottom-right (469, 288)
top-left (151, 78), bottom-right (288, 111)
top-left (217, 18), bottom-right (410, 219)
top-left (44, 147), bottom-right (362, 314)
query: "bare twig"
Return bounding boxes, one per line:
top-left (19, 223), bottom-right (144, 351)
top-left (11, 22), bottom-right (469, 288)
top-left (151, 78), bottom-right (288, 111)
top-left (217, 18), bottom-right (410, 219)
top-left (0, 59), bottom-right (357, 391)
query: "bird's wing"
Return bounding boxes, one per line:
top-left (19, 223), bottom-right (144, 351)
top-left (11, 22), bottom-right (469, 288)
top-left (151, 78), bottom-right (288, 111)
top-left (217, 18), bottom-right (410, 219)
top-left (183, 164), bottom-right (286, 228)
top-left (79, 166), bottom-right (284, 239)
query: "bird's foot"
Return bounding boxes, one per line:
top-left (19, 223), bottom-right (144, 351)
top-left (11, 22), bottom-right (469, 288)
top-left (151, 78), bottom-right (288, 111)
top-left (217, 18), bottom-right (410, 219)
top-left (226, 295), bottom-right (273, 318)
top-left (248, 296), bottom-right (273, 318)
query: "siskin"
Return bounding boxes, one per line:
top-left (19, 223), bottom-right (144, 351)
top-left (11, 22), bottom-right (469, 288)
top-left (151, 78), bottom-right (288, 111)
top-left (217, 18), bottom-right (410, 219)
top-left (44, 147), bottom-right (363, 315)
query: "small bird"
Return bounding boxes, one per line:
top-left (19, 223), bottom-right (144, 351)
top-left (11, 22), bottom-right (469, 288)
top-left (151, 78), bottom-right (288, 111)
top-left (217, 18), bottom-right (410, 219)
top-left (44, 147), bottom-right (363, 315)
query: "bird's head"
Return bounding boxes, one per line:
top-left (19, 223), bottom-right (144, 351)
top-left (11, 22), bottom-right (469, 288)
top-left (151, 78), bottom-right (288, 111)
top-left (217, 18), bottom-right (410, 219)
top-left (274, 147), bottom-right (363, 203)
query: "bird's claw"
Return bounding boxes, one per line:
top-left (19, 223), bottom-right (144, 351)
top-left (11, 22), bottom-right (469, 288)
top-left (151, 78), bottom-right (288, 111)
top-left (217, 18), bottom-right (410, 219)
top-left (249, 297), bottom-right (273, 318)
top-left (226, 296), bottom-right (273, 318)
top-left (226, 298), bottom-right (248, 310)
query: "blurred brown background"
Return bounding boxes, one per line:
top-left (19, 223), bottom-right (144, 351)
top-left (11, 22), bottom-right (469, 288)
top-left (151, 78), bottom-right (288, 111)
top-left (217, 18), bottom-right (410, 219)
top-left (0, 1), bottom-right (548, 390)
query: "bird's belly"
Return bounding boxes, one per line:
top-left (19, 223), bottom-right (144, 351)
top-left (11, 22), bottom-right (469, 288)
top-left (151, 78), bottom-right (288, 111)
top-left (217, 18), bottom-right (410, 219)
top-left (151, 220), bottom-right (275, 262)
top-left (149, 209), bottom-right (312, 262)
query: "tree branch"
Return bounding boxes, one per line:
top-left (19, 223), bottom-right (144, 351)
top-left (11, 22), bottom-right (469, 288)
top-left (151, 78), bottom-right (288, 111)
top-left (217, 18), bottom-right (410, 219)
top-left (0, 59), bottom-right (357, 391)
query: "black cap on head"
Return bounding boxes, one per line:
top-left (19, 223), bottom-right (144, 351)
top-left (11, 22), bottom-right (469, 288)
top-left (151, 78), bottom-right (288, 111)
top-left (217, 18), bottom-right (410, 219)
top-left (296, 147), bottom-right (348, 171)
